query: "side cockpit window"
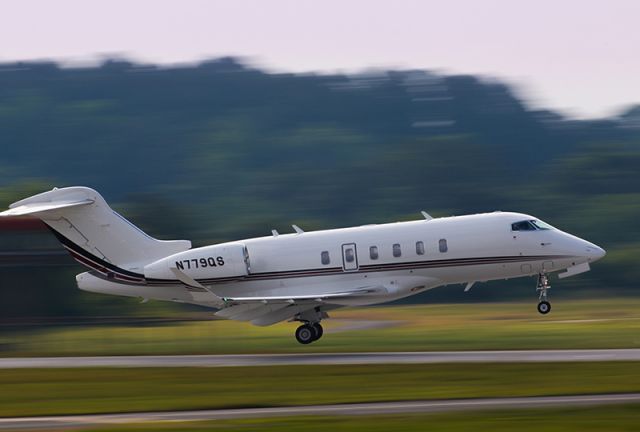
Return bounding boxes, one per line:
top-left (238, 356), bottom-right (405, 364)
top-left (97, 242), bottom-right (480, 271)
top-left (512, 219), bottom-right (554, 231)
top-left (511, 221), bottom-right (536, 231)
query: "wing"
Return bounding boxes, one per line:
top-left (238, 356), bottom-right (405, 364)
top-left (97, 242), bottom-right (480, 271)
top-left (168, 266), bottom-right (378, 326)
top-left (170, 267), bottom-right (435, 327)
top-left (213, 287), bottom-right (379, 327)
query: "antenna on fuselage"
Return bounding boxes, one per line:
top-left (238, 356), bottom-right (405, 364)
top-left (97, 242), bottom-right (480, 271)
top-left (292, 224), bottom-right (304, 234)
top-left (421, 211), bottom-right (433, 220)
top-left (271, 229), bottom-right (279, 237)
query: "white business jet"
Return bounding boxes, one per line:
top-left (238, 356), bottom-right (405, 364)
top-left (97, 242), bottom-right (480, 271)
top-left (1, 187), bottom-right (605, 344)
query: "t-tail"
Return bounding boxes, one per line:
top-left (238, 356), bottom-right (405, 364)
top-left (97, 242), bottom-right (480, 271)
top-left (0, 187), bottom-right (191, 283)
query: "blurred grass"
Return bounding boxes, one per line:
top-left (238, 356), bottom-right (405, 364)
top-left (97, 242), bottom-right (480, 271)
top-left (77, 405), bottom-right (640, 432)
top-left (3, 299), bottom-right (640, 356)
top-left (2, 362), bottom-right (640, 417)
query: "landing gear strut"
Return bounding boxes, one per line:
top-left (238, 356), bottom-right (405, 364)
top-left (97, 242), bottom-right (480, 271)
top-left (295, 322), bottom-right (324, 344)
top-left (536, 272), bottom-right (551, 315)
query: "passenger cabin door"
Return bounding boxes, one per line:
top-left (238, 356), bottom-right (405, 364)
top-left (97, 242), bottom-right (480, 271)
top-left (341, 243), bottom-right (359, 271)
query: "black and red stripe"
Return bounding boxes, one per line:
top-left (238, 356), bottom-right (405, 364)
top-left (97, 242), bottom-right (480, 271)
top-left (46, 225), bottom-right (147, 283)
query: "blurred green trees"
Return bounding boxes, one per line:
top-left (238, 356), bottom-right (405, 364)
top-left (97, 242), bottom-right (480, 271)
top-left (0, 58), bottom-right (639, 317)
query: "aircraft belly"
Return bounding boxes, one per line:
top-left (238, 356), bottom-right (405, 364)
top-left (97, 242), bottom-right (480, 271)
top-left (210, 258), bottom-right (546, 298)
top-left (423, 261), bottom-right (538, 284)
top-left (209, 260), bottom-right (550, 302)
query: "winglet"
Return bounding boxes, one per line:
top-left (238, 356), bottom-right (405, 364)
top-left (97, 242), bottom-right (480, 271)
top-left (170, 267), bottom-right (207, 290)
top-left (169, 268), bottom-right (225, 304)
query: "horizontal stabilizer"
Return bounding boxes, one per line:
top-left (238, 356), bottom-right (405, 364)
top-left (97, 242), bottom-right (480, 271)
top-left (0, 198), bottom-right (94, 217)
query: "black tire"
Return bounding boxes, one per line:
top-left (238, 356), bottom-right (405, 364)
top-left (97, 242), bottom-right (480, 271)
top-left (295, 324), bottom-right (315, 344)
top-left (312, 323), bottom-right (324, 341)
top-left (537, 301), bottom-right (551, 315)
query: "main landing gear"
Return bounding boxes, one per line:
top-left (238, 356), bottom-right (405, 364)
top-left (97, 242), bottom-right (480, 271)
top-left (295, 322), bottom-right (324, 344)
top-left (293, 307), bottom-right (327, 344)
top-left (536, 272), bottom-right (551, 315)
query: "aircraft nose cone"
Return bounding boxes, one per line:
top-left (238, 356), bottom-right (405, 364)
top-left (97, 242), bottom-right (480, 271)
top-left (585, 244), bottom-right (606, 262)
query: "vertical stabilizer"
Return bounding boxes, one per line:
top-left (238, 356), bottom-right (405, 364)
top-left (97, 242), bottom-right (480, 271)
top-left (1, 187), bottom-right (191, 276)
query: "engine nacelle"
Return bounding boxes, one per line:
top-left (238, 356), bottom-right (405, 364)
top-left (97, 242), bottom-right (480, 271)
top-left (144, 242), bottom-right (250, 281)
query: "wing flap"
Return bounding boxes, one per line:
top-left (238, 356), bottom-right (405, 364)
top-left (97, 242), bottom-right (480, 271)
top-left (251, 304), bottom-right (318, 327)
top-left (214, 303), bottom-right (311, 325)
top-left (215, 303), bottom-right (265, 319)
top-left (227, 303), bottom-right (289, 321)
top-left (220, 288), bottom-right (376, 304)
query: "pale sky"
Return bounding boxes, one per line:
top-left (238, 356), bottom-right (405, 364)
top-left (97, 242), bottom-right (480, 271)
top-left (1, 0), bottom-right (638, 119)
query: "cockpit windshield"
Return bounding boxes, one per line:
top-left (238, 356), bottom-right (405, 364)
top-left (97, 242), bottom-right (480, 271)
top-left (511, 219), bottom-right (554, 231)
top-left (530, 219), bottom-right (554, 230)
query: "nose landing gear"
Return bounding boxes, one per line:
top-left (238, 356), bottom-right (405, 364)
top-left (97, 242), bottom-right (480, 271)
top-left (536, 272), bottom-right (551, 314)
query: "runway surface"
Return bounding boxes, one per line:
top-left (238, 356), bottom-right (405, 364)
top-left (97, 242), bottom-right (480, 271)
top-left (2, 393), bottom-right (640, 429)
top-left (2, 349), bottom-right (640, 368)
